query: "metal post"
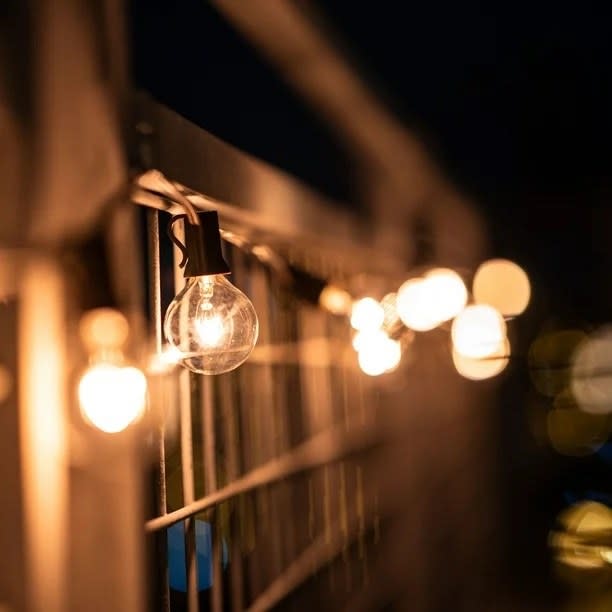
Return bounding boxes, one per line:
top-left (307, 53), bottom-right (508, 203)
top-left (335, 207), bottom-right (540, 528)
top-left (202, 377), bottom-right (223, 612)
top-left (147, 209), bottom-right (171, 612)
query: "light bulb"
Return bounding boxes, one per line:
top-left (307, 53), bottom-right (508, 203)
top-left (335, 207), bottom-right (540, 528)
top-left (422, 268), bottom-right (468, 323)
top-left (396, 270), bottom-right (467, 332)
top-left (452, 338), bottom-right (510, 380)
top-left (350, 297), bottom-right (384, 331)
top-left (78, 363), bottom-right (147, 433)
top-left (472, 259), bottom-right (530, 317)
top-left (356, 330), bottom-right (401, 376)
top-left (451, 304), bottom-right (506, 359)
top-left (319, 285), bottom-right (352, 316)
top-left (396, 278), bottom-right (440, 331)
top-left (163, 274), bottom-right (259, 375)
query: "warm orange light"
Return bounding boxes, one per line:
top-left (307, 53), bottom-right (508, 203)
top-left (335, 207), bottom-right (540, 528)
top-left (472, 259), bottom-right (530, 317)
top-left (148, 344), bottom-right (184, 375)
top-left (319, 285), bottom-right (353, 316)
top-left (0, 363), bottom-right (12, 402)
top-left (451, 304), bottom-right (506, 359)
top-left (350, 297), bottom-right (384, 331)
top-left (79, 308), bottom-right (129, 350)
top-left (452, 338), bottom-right (510, 380)
top-left (78, 363), bottom-right (147, 433)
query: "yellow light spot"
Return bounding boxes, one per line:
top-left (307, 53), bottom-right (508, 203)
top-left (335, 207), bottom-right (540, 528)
top-left (472, 258), bottom-right (530, 317)
top-left (528, 330), bottom-right (587, 397)
top-left (547, 389), bottom-right (611, 456)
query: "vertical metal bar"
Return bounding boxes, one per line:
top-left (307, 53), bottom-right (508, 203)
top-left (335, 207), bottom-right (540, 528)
top-left (18, 255), bottom-right (67, 612)
top-left (219, 374), bottom-right (245, 612)
top-left (173, 223), bottom-right (198, 612)
top-left (202, 377), bottom-right (223, 612)
top-left (180, 369), bottom-right (199, 612)
top-left (147, 209), bottom-right (171, 612)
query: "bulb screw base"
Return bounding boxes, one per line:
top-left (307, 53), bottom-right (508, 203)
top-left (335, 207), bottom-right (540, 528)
top-left (169, 211), bottom-right (231, 277)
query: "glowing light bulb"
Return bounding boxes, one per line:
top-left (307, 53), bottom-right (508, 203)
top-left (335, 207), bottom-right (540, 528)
top-left (396, 270), bottom-right (467, 332)
top-left (451, 304), bottom-right (506, 359)
top-left (452, 338), bottom-right (510, 380)
top-left (423, 268), bottom-right (468, 323)
top-left (164, 274), bottom-right (259, 375)
top-left (396, 278), bottom-right (439, 331)
top-left (319, 285), bottom-right (352, 316)
top-left (78, 363), bottom-right (147, 433)
top-left (350, 297), bottom-right (384, 331)
top-left (356, 330), bottom-right (401, 376)
top-left (472, 259), bottom-right (530, 317)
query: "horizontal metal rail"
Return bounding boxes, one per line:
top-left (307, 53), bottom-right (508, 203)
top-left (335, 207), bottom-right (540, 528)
top-left (145, 421), bottom-right (380, 533)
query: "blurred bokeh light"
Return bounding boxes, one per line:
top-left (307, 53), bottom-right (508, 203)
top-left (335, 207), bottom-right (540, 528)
top-left (451, 304), bottom-right (507, 359)
top-left (452, 338), bottom-right (510, 380)
top-left (572, 327), bottom-right (612, 415)
top-left (547, 389), bottom-right (611, 457)
top-left (472, 258), bottom-right (530, 317)
top-left (528, 329), bottom-right (588, 397)
top-left (356, 331), bottom-right (401, 376)
top-left (350, 297), bottom-right (385, 331)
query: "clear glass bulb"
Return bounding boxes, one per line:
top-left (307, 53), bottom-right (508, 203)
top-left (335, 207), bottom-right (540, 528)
top-left (163, 274), bottom-right (259, 375)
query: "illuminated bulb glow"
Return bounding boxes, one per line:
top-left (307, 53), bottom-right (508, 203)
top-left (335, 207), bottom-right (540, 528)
top-left (397, 270), bottom-right (468, 332)
top-left (319, 285), bottom-right (352, 316)
top-left (356, 331), bottom-right (401, 376)
top-left (79, 308), bottom-right (129, 350)
top-left (350, 297), bottom-right (385, 331)
top-left (423, 268), bottom-right (468, 323)
top-left (396, 278), bottom-right (440, 331)
top-left (148, 345), bottom-right (184, 375)
top-left (78, 363), bottom-right (147, 433)
top-left (472, 259), bottom-right (530, 317)
top-left (452, 338), bottom-right (510, 380)
top-left (164, 274), bottom-right (259, 375)
top-left (195, 313), bottom-right (226, 346)
top-left (451, 305), bottom-right (507, 359)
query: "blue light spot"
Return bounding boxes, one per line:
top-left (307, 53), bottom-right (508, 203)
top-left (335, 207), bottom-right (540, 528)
top-left (167, 520), bottom-right (229, 592)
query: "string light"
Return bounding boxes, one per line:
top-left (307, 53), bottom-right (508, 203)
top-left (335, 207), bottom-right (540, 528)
top-left (350, 297), bottom-right (385, 331)
top-left (356, 330), bottom-right (401, 376)
top-left (452, 338), bottom-right (510, 380)
top-left (77, 308), bottom-right (147, 433)
top-left (396, 269), bottom-right (467, 332)
top-left (451, 304), bottom-right (507, 359)
top-left (163, 211), bottom-right (259, 375)
top-left (472, 258), bottom-right (530, 317)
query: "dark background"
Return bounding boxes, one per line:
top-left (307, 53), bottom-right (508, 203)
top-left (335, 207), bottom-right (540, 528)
top-left (130, 1), bottom-right (612, 607)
